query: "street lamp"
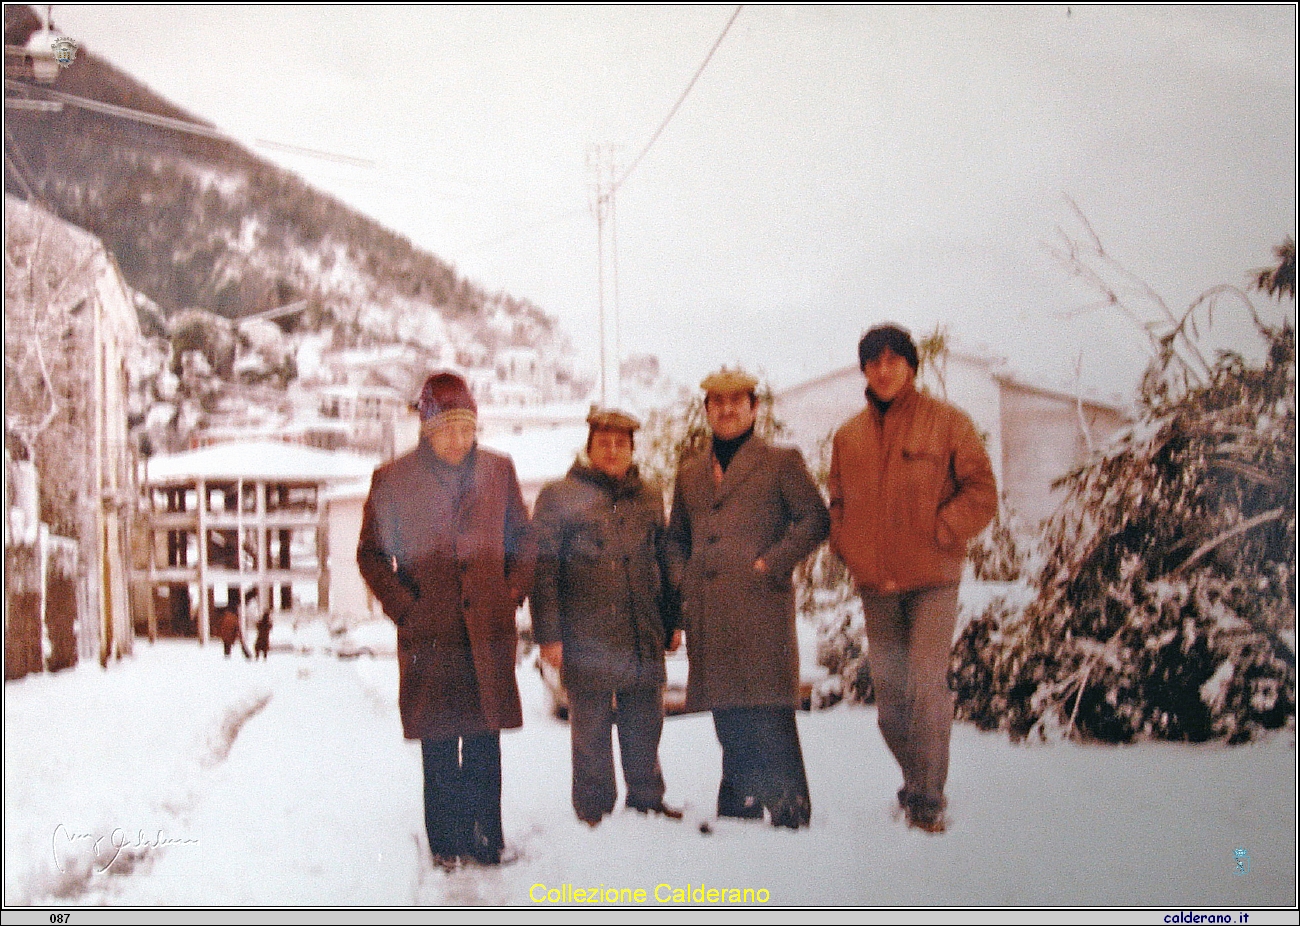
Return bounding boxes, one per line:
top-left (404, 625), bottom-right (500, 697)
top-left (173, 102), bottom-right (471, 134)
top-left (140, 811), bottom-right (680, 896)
top-left (24, 27), bottom-right (60, 83)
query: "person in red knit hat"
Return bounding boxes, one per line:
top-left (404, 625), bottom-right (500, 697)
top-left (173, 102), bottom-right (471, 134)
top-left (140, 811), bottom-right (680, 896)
top-left (357, 371), bottom-right (532, 868)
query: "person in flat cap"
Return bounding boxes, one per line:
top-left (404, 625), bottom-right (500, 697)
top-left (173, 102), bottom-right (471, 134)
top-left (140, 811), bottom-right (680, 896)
top-left (666, 367), bottom-right (829, 829)
top-left (357, 370), bottom-right (532, 868)
top-left (828, 324), bottom-right (996, 833)
top-left (531, 406), bottom-right (683, 826)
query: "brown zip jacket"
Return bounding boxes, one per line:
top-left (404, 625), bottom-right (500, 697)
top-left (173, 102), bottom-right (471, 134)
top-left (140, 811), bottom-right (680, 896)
top-left (829, 384), bottom-right (997, 594)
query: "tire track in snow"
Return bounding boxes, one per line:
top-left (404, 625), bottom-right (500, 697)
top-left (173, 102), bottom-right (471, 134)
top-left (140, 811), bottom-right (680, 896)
top-left (116, 654), bottom-right (425, 904)
top-left (201, 690), bottom-right (274, 767)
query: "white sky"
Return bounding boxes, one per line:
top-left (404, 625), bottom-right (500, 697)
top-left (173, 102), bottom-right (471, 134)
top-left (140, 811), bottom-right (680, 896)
top-left (50, 5), bottom-right (1297, 397)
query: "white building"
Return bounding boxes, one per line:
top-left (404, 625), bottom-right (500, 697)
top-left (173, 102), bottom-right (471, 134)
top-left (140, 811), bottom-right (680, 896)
top-left (137, 441), bottom-right (376, 642)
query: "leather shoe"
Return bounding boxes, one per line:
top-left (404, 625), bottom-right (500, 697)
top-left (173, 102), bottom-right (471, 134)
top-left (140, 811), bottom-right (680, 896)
top-left (904, 795), bottom-right (947, 834)
top-left (629, 801), bottom-right (684, 820)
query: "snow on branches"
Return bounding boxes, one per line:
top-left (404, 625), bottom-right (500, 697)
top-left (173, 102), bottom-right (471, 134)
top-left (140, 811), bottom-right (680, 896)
top-left (955, 236), bottom-right (1295, 744)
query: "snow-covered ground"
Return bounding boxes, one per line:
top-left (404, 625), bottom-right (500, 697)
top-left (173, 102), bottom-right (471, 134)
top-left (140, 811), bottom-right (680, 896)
top-left (4, 634), bottom-right (1295, 911)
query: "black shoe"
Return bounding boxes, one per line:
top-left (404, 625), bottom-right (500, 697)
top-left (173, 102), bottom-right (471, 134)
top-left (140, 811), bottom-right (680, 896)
top-left (629, 801), bottom-right (684, 821)
top-left (904, 795), bottom-right (947, 834)
top-left (717, 782), bottom-right (764, 820)
top-left (464, 844), bottom-right (520, 867)
top-left (431, 854), bottom-right (463, 872)
top-left (768, 792), bottom-right (811, 830)
top-left (467, 845), bottom-right (503, 866)
top-left (467, 823), bottom-right (505, 865)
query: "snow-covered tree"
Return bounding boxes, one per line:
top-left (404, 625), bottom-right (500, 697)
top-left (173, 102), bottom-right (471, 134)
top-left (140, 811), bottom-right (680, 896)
top-left (954, 237), bottom-right (1296, 743)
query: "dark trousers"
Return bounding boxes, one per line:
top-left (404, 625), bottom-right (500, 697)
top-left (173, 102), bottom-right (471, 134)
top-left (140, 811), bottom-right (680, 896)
top-left (859, 583), bottom-right (960, 809)
top-left (712, 706), bottom-right (811, 828)
top-left (568, 686), bottom-right (666, 822)
top-left (420, 732), bottom-right (503, 863)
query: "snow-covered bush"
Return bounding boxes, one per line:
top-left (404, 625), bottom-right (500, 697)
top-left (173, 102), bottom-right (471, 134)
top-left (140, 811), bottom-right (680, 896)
top-left (967, 497), bottom-right (1031, 582)
top-left (812, 595), bottom-right (874, 707)
top-left (954, 240), bottom-right (1296, 743)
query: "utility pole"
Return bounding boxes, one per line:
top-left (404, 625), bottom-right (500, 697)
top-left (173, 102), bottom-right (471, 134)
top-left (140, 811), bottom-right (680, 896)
top-left (587, 143), bottom-right (622, 406)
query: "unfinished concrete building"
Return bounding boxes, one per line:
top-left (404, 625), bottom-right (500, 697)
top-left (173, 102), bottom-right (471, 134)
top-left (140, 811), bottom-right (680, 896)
top-left (137, 440), bottom-right (375, 643)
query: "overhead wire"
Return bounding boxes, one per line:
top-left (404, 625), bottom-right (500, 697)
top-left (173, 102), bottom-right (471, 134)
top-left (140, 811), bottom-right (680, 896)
top-left (459, 5), bottom-right (744, 256)
top-left (5, 6), bottom-right (744, 255)
top-left (3, 80), bottom-right (376, 167)
top-left (612, 4), bottom-right (742, 195)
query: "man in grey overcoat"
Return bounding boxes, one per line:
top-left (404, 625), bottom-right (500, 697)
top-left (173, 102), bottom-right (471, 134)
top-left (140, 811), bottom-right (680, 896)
top-left (666, 368), bottom-right (830, 829)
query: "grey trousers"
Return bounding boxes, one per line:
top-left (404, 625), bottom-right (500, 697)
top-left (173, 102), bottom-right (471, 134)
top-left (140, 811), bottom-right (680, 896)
top-left (859, 583), bottom-right (960, 806)
top-left (568, 686), bottom-right (666, 822)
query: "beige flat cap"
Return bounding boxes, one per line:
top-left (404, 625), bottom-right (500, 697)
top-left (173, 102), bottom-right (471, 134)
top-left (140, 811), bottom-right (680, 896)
top-left (586, 406), bottom-right (641, 432)
top-left (700, 366), bottom-right (758, 394)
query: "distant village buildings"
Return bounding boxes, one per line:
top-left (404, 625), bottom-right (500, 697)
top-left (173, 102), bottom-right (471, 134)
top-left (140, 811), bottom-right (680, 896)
top-left (116, 287), bottom-right (600, 643)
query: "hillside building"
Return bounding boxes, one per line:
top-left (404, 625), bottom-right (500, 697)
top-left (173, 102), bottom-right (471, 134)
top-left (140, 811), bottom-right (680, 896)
top-left (136, 441), bottom-right (375, 643)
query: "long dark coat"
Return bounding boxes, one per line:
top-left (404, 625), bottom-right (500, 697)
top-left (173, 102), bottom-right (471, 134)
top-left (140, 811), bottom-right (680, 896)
top-left (357, 442), bottom-right (531, 741)
top-left (531, 462), bottom-right (676, 692)
top-left (666, 436), bottom-right (829, 712)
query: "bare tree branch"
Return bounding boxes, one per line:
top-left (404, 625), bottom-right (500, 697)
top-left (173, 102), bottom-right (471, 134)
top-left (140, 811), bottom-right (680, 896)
top-left (1072, 352), bottom-right (1095, 454)
top-left (1176, 507), bottom-right (1289, 574)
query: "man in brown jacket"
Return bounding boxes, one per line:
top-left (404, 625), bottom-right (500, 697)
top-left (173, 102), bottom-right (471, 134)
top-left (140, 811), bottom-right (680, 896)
top-left (357, 371), bottom-right (531, 868)
top-left (667, 368), bottom-right (830, 829)
top-left (829, 325), bottom-right (997, 833)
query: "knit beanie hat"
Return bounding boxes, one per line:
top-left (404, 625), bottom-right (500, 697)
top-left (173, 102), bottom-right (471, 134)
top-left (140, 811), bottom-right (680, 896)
top-left (416, 371), bottom-right (477, 431)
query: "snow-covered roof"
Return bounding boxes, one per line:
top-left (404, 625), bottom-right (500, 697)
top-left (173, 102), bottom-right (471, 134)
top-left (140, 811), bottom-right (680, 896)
top-left (147, 441), bottom-right (378, 483)
top-left (479, 424), bottom-right (588, 484)
top-left (322, 476), bottom-right (373, 502)
top-left (318, 383), bottom-right (405, 401)
top-left (776, 360), bottom-right (1129, 413)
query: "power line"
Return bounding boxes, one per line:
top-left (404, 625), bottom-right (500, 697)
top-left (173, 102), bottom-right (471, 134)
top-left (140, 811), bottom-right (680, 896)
top-left (4, 79), bottom-right (546, 211)
top-left (463, 205), bottom-right (588, 254)
top-left (4, 5), bottom-right (744, 260)
top-left (4, 80), bottom-right (376, 167)
top-left (612, 4), bottom-right (742, 194)
top-left (587, 7), bottom-right (741, 401)
top-left (251, 137), bottom-right (373, 168)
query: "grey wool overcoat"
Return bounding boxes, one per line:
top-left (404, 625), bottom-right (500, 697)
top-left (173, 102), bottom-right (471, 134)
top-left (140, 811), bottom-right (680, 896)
top-left (666, 436), bottom-right (830, 712)
top-left (357, 442), bottom-right (531, 741)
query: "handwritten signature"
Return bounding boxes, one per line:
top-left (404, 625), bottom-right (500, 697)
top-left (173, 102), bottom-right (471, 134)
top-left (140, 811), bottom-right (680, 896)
top-left (51, 824), bottom-right (199, 873)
